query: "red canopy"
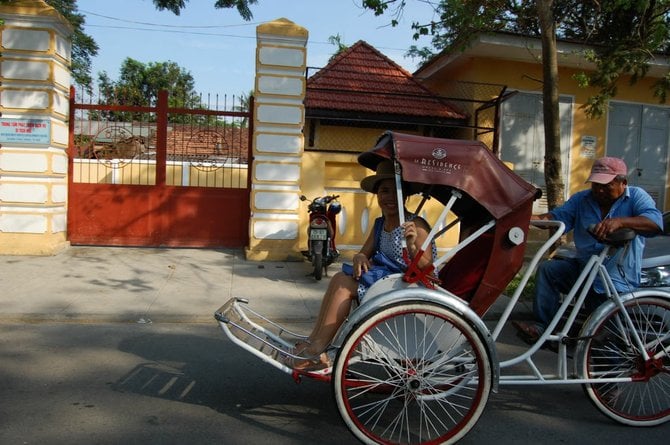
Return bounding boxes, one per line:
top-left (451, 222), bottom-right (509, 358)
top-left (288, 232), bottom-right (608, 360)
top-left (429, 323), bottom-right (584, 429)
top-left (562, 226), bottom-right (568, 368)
top-left (358, 131), bottom-right (539, 220)
top-left (359, 131), bottom-right (540, 315)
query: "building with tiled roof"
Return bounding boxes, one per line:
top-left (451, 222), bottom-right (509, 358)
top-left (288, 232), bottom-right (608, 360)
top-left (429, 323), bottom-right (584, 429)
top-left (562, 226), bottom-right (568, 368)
top-left (306, 40), bottom-right (465, 123)
top-left (304, 41), bottom-right (470, 152)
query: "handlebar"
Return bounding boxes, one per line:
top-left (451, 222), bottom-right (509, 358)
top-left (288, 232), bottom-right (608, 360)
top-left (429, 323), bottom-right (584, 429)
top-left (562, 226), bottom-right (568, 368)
top-left (586, 224), bottom-right (636, 247)
top-left (531, 219), bottom-right (636, 248)
top-left (299, 194), bottom-right (340, 203)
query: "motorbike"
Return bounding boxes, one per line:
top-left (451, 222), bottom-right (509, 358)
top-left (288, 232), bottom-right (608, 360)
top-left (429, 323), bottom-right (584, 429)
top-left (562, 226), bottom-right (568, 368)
top-left (300, 194), bottom-right (341, 280)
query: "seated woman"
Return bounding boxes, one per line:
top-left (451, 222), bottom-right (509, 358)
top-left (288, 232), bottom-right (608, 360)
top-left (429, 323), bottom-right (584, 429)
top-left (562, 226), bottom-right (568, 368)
top-left (287, 160), bottom-right (435, 371)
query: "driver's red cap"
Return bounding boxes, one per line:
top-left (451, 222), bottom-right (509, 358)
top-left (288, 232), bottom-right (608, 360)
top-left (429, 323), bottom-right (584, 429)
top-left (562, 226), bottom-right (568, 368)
top-left (586, 157), bottom-right (628, 184)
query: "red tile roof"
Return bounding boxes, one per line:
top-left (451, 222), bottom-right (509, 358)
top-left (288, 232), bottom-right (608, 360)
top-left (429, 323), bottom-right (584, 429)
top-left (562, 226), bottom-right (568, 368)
top-left (305, 41), bottom-right (465, 121)
top-left (75, 122), bottom-right (250, 162)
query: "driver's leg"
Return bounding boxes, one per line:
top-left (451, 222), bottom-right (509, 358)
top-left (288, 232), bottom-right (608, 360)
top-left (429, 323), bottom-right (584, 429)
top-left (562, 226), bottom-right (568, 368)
top-left (533, 257), bottom-right (582, 330)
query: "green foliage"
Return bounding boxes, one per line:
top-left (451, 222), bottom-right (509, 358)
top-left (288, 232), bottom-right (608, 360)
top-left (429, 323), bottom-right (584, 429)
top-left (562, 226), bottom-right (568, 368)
top-left (327, 34), bottom-right (349, 62)
top-left (362, 0), bottom-right (670, 118)
top-left (32, 0), bottom-right (259, 88)
top-left (93, 58), bottom-right (202, 123)
top-left (233, 89), bottom-right (253, 127)
top-left (152, 0), bottom-right (258, 20)
top-left (504, 272), bottom-right (536, 300)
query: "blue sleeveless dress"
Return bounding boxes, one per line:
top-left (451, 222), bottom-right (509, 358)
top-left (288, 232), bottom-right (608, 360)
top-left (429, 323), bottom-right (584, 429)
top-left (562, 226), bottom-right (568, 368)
top-left (356, 215), bottom-right (437, 302)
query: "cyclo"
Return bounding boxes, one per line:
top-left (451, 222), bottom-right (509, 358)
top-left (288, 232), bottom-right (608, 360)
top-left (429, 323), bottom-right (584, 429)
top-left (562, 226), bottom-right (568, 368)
top-left (215, 131), bottom-right (670, 444)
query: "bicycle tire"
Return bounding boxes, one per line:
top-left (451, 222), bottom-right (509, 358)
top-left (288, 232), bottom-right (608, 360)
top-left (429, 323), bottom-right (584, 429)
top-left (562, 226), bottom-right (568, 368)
top-left (579, 295), bottom-right (670, 426)
top-left (332, 302), bottom-right (492, 444)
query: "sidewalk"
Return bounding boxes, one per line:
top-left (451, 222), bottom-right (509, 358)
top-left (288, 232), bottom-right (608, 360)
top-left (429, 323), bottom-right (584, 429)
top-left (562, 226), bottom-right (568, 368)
top-left (0, 246), bottom-right (529, 324)
top-left (0, 246), bottom-right (330, 324)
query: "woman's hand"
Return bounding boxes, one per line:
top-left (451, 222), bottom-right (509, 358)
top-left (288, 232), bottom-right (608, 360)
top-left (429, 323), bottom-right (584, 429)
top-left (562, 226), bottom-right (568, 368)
top-left (402, 221), bottom-right (419, 256)
top-left (352, 253), bottom-right (370, 280)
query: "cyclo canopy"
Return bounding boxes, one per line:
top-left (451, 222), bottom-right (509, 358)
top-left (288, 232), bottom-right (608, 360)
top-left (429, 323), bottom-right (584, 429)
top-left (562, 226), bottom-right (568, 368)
top-left (359, 131), bottom-right (540, 315)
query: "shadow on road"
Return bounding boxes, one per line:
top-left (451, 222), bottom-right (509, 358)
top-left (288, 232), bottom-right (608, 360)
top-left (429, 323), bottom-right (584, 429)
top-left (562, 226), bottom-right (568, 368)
top-left (115, 329), bottom-right (353, 444)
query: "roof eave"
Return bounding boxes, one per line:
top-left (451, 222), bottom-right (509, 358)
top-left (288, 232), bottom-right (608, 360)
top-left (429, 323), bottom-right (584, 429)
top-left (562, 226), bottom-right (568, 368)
top-left (306, 109), bottom-right (466, 126)
top-left (416, 33), bottom-right (670, 80)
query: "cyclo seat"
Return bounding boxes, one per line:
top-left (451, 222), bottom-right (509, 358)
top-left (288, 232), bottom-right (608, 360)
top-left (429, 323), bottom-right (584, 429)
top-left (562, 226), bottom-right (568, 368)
top-left (438, 232), bottom-right (494, 301)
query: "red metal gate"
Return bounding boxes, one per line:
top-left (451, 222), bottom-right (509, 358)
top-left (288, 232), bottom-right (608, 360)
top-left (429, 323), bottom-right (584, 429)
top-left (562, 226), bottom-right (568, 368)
top-left (67, 88), bottom-right (253, 248)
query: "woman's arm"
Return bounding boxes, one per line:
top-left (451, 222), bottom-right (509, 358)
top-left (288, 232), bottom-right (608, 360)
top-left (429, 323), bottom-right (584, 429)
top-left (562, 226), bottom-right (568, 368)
top-left (404, 218), bottom-right (433, 269)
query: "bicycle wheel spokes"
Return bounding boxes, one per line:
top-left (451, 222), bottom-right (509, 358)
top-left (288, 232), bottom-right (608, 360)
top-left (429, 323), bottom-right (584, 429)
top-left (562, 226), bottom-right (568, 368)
top-left (334, 303), bottom-right (491, 445)
top-left (582, 296), bottom-right (670, 426)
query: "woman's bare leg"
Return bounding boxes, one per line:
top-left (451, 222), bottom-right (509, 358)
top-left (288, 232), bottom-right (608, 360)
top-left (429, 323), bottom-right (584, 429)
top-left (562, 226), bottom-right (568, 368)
top-left (296, 272), bottom-right (358, 362)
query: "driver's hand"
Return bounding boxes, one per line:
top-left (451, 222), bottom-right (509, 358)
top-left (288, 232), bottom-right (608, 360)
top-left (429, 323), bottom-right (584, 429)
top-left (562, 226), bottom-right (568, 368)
top-left (592, 218), bottom-right (623, 240)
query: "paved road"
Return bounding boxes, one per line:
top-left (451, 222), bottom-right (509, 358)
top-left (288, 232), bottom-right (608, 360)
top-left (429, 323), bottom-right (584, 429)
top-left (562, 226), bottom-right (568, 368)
top-left (1, 322), bottom-right (667, 444)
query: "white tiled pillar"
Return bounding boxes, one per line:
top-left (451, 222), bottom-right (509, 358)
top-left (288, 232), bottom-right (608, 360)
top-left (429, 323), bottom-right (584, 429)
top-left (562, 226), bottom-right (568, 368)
top-left (246, 18), bottom-right (308, 261)
top-left (0, 0), bottom-right (72, 255)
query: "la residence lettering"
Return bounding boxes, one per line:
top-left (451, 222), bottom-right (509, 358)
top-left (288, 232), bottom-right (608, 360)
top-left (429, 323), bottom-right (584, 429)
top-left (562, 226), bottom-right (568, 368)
top-left (414, 157), bottom-right (463, 174)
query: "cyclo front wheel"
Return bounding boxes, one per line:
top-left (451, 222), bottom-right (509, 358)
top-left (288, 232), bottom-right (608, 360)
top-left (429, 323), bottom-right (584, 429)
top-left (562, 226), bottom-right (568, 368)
top-left (579, 295), bottom-right (670, 426)
top-left (332, 302), bottom-right (492, 445)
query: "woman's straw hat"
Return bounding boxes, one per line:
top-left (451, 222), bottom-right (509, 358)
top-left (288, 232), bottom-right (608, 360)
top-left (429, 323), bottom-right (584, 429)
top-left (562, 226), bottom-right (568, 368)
top-left (360, 160), bottom-right (397, 193)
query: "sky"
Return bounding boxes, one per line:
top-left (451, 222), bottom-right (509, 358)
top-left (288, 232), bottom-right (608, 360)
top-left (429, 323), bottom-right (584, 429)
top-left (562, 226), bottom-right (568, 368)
top-left (76, 0), bottom-right (438, 97)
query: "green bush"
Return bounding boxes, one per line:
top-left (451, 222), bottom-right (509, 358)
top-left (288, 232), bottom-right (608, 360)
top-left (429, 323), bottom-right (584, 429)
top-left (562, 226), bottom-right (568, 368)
top-left (504, 273), bottom-right (536, 300)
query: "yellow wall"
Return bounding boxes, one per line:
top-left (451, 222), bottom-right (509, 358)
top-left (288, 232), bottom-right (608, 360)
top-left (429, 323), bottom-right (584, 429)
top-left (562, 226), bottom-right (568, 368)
top-left (423, 56), bottom-right (670, 209)
top-left (72, 160), bottom-right (248, 188)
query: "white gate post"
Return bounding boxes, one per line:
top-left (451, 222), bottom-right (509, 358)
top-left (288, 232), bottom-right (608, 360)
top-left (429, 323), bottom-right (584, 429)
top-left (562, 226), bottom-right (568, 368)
top-left (246, 18), bottom-right (308, 261)
top-left (0, 0), bottom-right (72, 255)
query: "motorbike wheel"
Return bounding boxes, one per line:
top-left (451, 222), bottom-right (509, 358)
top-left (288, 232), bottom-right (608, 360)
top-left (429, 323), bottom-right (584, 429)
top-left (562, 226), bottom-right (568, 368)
top-left (312, 241), bottom-right (323, 281)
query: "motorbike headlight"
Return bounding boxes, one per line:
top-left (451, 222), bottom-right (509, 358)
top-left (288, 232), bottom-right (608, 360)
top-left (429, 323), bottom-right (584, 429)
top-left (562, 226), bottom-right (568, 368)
top-left (640, 265), bottom-right (670, 287)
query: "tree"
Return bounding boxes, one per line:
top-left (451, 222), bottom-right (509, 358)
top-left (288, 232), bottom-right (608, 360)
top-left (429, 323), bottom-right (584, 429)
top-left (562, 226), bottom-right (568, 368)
top-left (152, 0), bottom-right (258, 20)
top-left (537, 0), bottom-right (563, 212)
top-left (233, 89), bottom-right (254, 127)
top-left (327, 33), bottom-right (350, 61)
top-left (0, 0), bottom-right (261, 87)
top-left (362, 0), bottom-right (670, 210)
top-left (94, 58), bottom-right (201, 122)
top-left (566, 2), bottom-right (670, 118)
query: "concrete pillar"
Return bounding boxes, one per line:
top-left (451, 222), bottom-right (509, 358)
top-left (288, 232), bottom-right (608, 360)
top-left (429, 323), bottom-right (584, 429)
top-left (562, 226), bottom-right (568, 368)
top-left (246, 18), bottom-right (308, 261)
top-left (0, 0), bottom-right (72, 255)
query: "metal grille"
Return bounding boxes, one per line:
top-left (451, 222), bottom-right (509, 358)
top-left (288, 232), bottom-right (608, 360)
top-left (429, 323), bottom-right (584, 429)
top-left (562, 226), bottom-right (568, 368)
top-left (71, 88), bottom-right (251, 188)
top-left (425, 79), bottom-right (509, 150)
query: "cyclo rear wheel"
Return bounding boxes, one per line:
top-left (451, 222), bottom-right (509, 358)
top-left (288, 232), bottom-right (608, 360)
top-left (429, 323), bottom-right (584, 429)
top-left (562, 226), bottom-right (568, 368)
top-left (579, 295), bottom-right (670, 426)
top-left (332, 302), bottom-right (492, 444)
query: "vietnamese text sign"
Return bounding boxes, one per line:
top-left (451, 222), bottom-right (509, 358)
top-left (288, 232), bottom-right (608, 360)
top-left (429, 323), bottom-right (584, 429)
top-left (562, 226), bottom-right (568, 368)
top-left (580, 135), bottom-right (597, 158)
top-left (0, 118), bottom-right (51, 144)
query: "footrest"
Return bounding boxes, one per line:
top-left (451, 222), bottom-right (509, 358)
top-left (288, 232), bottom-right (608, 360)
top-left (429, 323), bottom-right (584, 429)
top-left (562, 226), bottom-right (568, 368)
top-left (214, 297), bottom-right (308, 374)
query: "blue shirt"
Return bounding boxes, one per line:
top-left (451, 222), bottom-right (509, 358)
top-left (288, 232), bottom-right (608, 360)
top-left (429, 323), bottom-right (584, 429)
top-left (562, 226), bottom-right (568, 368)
top-left (549, 186), bottom-right (663, 292)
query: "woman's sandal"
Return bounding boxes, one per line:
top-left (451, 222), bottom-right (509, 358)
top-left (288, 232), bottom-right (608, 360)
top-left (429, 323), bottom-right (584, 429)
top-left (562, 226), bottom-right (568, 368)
top-left (290, 352), bottom-right (331, 372)
top-left (284, 341), bottom-right (332, 372)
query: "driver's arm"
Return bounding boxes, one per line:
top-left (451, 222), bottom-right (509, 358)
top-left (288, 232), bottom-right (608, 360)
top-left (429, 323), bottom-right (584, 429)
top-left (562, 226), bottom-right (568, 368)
top-left (593, 216), bottom-right (661, 238)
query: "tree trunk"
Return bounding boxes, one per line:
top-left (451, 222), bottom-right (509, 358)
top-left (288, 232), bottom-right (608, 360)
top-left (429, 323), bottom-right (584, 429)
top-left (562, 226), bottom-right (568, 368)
top-left (537, 0), bottom-right (565, 210)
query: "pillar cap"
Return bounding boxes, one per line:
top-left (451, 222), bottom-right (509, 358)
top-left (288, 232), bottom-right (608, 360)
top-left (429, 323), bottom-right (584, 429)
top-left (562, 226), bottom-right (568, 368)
top-left (0, 0), bottom-right (72, 31)
top-left (257, 18), bottom-right (308, 39)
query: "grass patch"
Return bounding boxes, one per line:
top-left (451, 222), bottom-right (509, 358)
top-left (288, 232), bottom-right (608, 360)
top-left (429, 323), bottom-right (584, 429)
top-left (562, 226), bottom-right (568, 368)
top-left (504, 273), bottom-right (536, 300)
